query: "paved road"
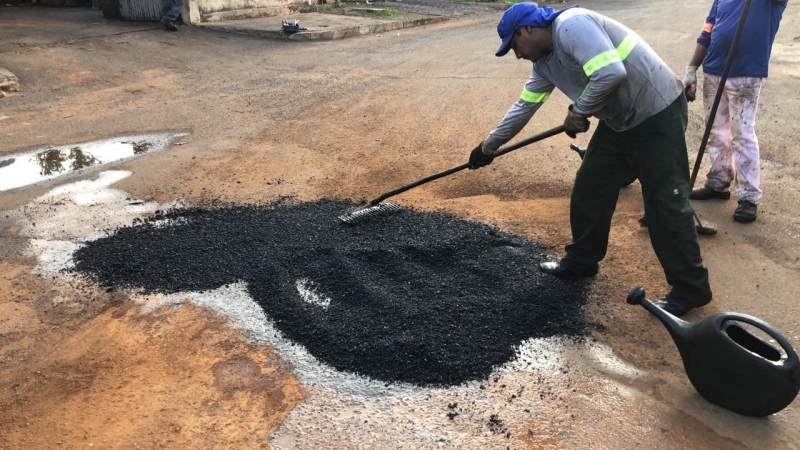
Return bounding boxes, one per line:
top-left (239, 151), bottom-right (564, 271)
top-left (1, 1), bottom-right (799, 448)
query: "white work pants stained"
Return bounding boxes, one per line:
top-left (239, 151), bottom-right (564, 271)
top-left (702, 74), bottom-right (763, 204)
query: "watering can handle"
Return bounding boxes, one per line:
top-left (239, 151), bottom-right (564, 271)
top-left (722, 313), bottom-right (799, 366)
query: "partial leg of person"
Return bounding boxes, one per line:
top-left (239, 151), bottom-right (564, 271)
top-left (692, 73), bottom-right (734, 199)
top-left (625, 96), bottom-right (712, 315)
top-left (552, 122), bottom-right (629, 276)
top-left (161, 0), bottom-right (184, 30)
top-left (727, 77), bottom-right (763, 222)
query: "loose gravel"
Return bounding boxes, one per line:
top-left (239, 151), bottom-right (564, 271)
top-left (73, 199), bottom-right (587, 386)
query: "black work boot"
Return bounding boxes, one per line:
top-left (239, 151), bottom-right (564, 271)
top-left (733, 200), bottom-right (757, 223)
top-left (539, 261), bottom-right (598, 278)
top-left (690, 186), bottom-right (731, 200)
top-left (654, 292), bottom-right (711, 317)
top-left (162, 19), bottom-right (179, 31)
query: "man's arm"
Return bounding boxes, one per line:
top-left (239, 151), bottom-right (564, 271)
top-left (685, 1), bottom-right (717, 97)
top-left (688, 44), bottom-right (708, 69)
top-left (694, 0), bottom-right (718, 63)
top-left (482, 69), bottom-right (555, 153)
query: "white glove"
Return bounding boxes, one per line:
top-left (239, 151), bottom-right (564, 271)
top-left (684, 66), bottom-right (698, 97)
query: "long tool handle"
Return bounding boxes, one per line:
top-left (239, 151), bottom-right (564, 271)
top-left (370, 125), bottom-right (566, 205)
top-left (690, 0), bottom-right (752, 189)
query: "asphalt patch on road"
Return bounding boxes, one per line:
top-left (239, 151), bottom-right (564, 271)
top-left (73, 199), bottom-right (588, 387)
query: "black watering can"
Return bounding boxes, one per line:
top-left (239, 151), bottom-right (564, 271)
top-left (627, 286), bottom-right (800, 417)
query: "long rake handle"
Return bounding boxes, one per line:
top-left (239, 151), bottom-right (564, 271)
top-left (370, 125), bottom-right (566, 205)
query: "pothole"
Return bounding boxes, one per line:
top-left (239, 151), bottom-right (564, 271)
top-left (6, 170), bottom-right (677, 448)
top-left (71, 199), bottom-right (589, 387)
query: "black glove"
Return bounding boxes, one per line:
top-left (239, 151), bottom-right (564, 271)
top-left (468, 142), bottom-right (494, 170)
top-left (563, 105), bottom-right (590, 139)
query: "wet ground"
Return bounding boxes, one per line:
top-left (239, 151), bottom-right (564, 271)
top-left (0, 132), bottom-right (184, 191)
top-left (1, 0), bottom-right (800, 449)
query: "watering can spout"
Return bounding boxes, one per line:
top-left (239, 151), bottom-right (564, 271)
top-left (627, 286), bottom-right (690, 344)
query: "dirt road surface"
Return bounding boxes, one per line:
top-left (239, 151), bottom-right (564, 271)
top-left (1, 0), bottom-right (799, 448)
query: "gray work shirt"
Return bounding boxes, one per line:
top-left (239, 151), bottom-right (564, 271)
top-left (485, 8), bottom-right (683, 151)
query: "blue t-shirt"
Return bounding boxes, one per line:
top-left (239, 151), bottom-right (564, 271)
top-left (698, 0), bottom-right (787, 78)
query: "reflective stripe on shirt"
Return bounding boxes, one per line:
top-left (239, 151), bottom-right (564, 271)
top-left (582, 33), bottom-right (639, 76)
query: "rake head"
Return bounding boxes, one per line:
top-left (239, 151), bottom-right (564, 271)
top-left (338, 202), bottom-right (402, 225)
top-left (695, 219), bottom-right (718, 235)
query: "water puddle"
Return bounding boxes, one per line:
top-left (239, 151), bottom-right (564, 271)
top-left (0, 132), bottom-right (185, 192)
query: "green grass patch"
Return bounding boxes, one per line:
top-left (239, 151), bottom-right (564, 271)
top-left (354, 8), bottom-right (400, 17)
top-left (320, 5), bottom-right (427, 22)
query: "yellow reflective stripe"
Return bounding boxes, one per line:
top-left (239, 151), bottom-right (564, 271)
top-left (520, 89), bottom-right (551, 103)
top-left (583, 50), bottom-right (621, 76)
top-left (616, 33), bottom-right (638, 60)
top-left (582, 33), bottom-right (639, 76)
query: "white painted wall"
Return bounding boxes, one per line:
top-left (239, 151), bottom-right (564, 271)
top-left (183, 0), bottom-right (317, 23)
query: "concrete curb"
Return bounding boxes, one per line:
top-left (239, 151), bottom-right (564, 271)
top-left (202, 16), bottom-right (449, 41)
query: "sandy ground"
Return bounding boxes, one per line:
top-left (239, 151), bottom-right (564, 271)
top-left (1, 0), bottom-right (800, 448)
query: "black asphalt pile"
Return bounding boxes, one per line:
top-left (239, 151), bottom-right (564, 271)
top-left (73, 199), bottom-right (588, 387)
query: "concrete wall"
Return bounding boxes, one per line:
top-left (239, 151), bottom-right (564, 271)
top-left (183, 0), bottom-right (318, 23)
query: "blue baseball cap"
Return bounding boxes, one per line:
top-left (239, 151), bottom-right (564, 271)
top-left (495, 3), bottom-right (579, 57)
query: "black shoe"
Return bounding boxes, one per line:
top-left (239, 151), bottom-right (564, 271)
top-left (638, 215), bottom-right (647, 227)
top-left (690, 186), bottom-right (731, 200)
top-left (733, 200), bottom-right (757, 223)
top-left (162, 20), bottom-right (179, 31)
top-left (653, 295), bottom-right (709, 317)
top-left (539, 261), bottom-right (597, 278)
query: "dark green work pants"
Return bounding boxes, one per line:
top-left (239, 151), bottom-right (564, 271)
top-left (561, 95), bottom-right (712, 304)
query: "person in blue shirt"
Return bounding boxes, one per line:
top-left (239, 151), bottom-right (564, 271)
top-left (683, 0), bottom-right (788, 223)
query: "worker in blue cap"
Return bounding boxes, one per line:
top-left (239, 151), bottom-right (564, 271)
top-left (468, 3), bottom-right (712, 316)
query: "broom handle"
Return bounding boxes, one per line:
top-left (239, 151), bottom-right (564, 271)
top-left (690, 0), bottom-right (753, 189)
top-left (370, 125), bottom-right (566, 205)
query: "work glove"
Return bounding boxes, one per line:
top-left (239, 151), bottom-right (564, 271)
top-left (563, 105), bottom-right (590, 139)
top-left (468, 142), bottom-right (494, 170)
top-left (684, 66), bottom-right (698, 102)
